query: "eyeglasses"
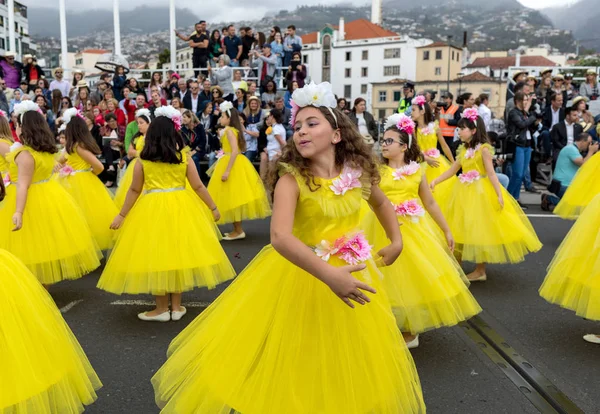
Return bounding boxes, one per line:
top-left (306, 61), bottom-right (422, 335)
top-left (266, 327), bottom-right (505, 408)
top-left (212, 91), bottom-right (219, 94)
top-left (191, 87), bottom-right (199, 90)
top-left (380, 138), bottom-right (401, 146)
top-left (55, 71), bottom-right (63, 74)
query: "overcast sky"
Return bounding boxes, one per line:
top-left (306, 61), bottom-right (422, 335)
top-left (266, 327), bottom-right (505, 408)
top-left (23, 0), bottom-right (575, 21)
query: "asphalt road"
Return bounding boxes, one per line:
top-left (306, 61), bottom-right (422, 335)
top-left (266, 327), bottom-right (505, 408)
top-left (49, 209), bottom-right (599, 414)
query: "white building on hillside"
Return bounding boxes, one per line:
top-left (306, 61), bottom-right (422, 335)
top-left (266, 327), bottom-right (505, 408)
top-left (0, 0), bottom-right (36, 59)
top-left (300, 17), bottom-right (431, 107)
top-left (60, 49), bottom-right (110, 73)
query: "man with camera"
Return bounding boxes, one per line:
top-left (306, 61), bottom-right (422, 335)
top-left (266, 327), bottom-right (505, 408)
top-left (396, 82), bottom-right (414, 114)
top-left (542, 132), bottom-right (598, 211)
top-left (251, 44), bottom-right (277, 94)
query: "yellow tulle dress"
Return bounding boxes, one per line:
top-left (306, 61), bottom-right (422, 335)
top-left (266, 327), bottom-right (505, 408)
top-left (0, 145), bottom-right (101, 285)
top-left (207, 126), bottom-right (271, 224)
top-left (57, 146), bottom-right (119, 250)
top-left (152, 163), bottom-right (426, 414)
top-left (442, 143), bottom-right (542, 263)
top-left (554, 152), bottom-right (600, 220)
top-left (416, 122), bottom-right (456, 203)
top-left (540, 193), bottom-right (600, 320)
top-left (97, 155), bottom-right (236, 295)
top-left (114, 135), bottom-right (145, 209)
top-left (0, 249), bottom-right (102, 413)
top-left (364, 163), bottom-right (480, 334)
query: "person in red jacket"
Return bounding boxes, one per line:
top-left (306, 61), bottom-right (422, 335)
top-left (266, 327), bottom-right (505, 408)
top-left (105, 98), bottom-right (127, 127)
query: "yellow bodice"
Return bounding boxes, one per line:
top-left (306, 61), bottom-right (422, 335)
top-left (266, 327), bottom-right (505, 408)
top-left (457, 143), bottom-right (493, 175)
top-left (0, 138), bottom-right (12, 174)
top-left (415, 122), bottom-right (439, 151)
top-left (134, 135), bottom-right (145, 153)
top-left (220, 127), bottom-right (239, 152)
top-left (280, 163), bottom-right (371, 247)
top-left (140, 157), bottom-right (187, 191)
top-left (379, 163), bottom-right (423, 206)
top-left (7, 146), bottom-right (56, 183)
top-left (65, 146), bottom-right (91, 171)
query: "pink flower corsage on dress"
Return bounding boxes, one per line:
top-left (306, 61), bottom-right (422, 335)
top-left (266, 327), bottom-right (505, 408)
top-left (330, 166), bottom-right (362, 195)
top-left (394, 199), bottom-right (426, 222)
top-left (458, 170), bottom-right (481, 184)
top-left (391, 161), bottom-right (420, 180)
top-left (314, 231), bottom-right (373, 265)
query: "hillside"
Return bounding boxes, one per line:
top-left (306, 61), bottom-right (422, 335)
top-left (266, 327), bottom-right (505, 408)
top-left (542, 0), bottom-right (600, 50)
top-left (28, 6), bottom-right (200, 38)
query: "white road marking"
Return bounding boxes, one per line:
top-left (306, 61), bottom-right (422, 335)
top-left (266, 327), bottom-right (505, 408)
top-left (110, 300), bottom-right (212, 308)
top-left (525, 214), bottom-right (563, 218)
top-left (59, 299), bottom-right (84, 314)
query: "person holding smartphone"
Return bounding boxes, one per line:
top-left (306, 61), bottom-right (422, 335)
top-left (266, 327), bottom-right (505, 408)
top-left (284, 52), bottom-right (306, 90)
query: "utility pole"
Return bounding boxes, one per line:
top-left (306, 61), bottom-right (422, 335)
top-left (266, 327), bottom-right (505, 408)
top-left (446, 35), bottom-right (453, 94)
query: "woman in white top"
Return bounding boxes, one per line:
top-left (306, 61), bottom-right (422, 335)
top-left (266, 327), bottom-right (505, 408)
top-left (264, 109), bottom-right (286, 161)
top-left (349, 97), bottom-right (378, 146)
top-left (477, 93), bottom-right (492, 131)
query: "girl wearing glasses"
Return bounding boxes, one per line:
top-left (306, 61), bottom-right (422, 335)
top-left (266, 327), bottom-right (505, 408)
top-left (365, 114), bottom-right (480, 349)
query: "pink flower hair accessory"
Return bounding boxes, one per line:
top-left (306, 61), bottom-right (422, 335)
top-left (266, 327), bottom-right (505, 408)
top-left (0, 109), bottom-right (6, 118)
top-left (413, 95), bottom-right (427, 108)
top-left (462, 107), bottom-right (479, 122)
top-left (392, 161), bottom-right (420, 180)
top-left (329, 166), bottom-right (362, 195)
top-left (394, 199), bottom-right (425, 222)
top-left (458, 170), bottom-right (481, 184)
top-left (314, 231), bottom-right (373, 265)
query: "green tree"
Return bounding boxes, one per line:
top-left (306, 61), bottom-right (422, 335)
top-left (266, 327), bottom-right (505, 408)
top-left (157, 48), bottom-right (171, 69)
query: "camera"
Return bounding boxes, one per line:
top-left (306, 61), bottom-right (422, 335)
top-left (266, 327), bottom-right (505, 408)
top-left (436, 102), bottom-right (448, 110)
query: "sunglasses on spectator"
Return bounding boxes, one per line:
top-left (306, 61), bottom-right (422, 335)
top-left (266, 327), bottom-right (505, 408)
top-left (212, 91), bottom-right (219, 94)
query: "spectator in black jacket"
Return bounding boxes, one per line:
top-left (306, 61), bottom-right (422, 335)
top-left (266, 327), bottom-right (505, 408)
top-left (507, 91), bottom-right (538, 206)
top-left (539, 92), bottom-right (565, 160)
top-left (551, 106), bottom-right (583, 161)
top-left (0, 79), bottom-right (9, 114)
top-left (23, 55), bottom-right (45, 93)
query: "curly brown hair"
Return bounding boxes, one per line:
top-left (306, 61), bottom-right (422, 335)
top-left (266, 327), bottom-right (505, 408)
top-left (267, 106), bottom-right (379, 195)
top-left (381, 126), bottom-right (424, 165)
top-left (18, 111), bottom-right (58, 154)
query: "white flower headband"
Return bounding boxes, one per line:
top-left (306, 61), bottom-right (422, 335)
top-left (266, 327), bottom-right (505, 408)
top-left (135, 108), bottom-right (151, 121)
top-left (219, 101), bottom-right (233, 117)
top-left (13, 101), bottom-right (43, 122)
top-left (58, 124), bottom-right (66, 133)
top-left (154, 105), bottom-right (182, 131)
top-left (290, 81), bottom-right (338, 128)
top-left (61, 107), bottom-right (84, 126)
top-left (384, 113), bottom-right (415, 148)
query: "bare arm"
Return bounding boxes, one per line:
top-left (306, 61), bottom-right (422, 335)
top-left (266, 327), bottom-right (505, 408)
top-left (127, 142), bottom-right (138, 159)
top-left (176, 31), bottom-right (191, 41)
top-left (236, 44), bottom-right (242, 61)
top-left (419, 178), bottom-right (450, 234)
top-left (111, 161), bottom-right (144, 229)
top-left (437, 126), bottom-right (454, 162)
top-left (430, 160), bottom-right (461, 188)
top-left (274, 133), bottom-right (286, 148)
top-left (186, 157), bottom-right (219, 216)
top-left (222, 129), bottom-right (238, 180)
top-left (573, 144), bottom-right (598, 166)
top-left (271, 174), bottom-right (376, 308)
top-left (12, 151), bottom-right (35, 231)
top-left (76, 146), bottom-right (104, 175)
top-left (482, 147), bottom-right (503, 207)
top-left (0, 141), bottom-right (10, 159)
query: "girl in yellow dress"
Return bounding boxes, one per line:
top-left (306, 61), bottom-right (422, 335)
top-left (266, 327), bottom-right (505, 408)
top-left (0, 101), bottom-right (100, 285)
top-left (57, 109), bottom-right (118, 250)
top-left (554, 151), bottom-right (600, 219)
top-left (114, 108), bottom-right (150, 209)
top-left (540, 193), bottom-right (600, 344)
top-left (366, 113), bottom-right (480, 349)
top-left (152, 82), bottom-right (425, 413)
top-left (430, 108), bottom-right (542, 281)
top-left (0, 110), bottom-right (13, 184)
top-left (97, 106), bottom-right (236, 322)
top-left (1, 181), bottom-right (102, 412)
top-left (411, 95), bottom-right (456, 202)
top-left (207, 101), bottom-right (271, 241)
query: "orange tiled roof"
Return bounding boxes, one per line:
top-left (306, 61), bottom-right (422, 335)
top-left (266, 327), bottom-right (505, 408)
top-left (455, 71), bottom-right (494, 81)
top-left (301, 18), bottom-right (398, 44)
top-left (466, 56), bottom-right (557, 69)
top-left (81, 49), bottom-right (110, 54)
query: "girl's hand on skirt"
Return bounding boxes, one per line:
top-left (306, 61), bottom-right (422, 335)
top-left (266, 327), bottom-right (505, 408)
top-left (212, 208), bottom-right (221, 222)
top-left (325, 264), bottom-right (376, 308)
top-left (110, 214), bottom-right (125, 230)
top-left (377, 242), bottom-right (402, 266)
top-left (221, 172), bottom-right (229, 182)
top-left (11, 212), bottom-right (22, 231)
top-left (445, 231), bottom-right (455, 252)
top-left (425, 155), bottom-right (440, 168)
top-left (429, 179), bottom-right (437, 191)
top-left (498, 195), bottom-right (504, 210)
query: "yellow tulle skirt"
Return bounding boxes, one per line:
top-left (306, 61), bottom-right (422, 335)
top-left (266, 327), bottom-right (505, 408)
top-left (443, 176), bottom-right (542, 264)
top-left (152, 246), bottom-right (425, 413)
top-left (114, 158), bottom-right (137, 209)
top-left (0, 249), bottom-right (102, 413)
top-left (207, 155), bottom-right (271, 224)
top-left (58, 171), bottom-right (119, 250)
top-left (423, 157), bottom-right (456, 205)
top-left (97, 188), bottom-right (235, 295)
top-left (185, 185), bottom-right (222, 240)
top-left (554, 152), bottom-right (600, 220)
top-left (540, 194), bottom-right (600, 320)
top-left (364, 208), bottom-right (481, 334)
top-left (0, 181), bottom-right (101, 285)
